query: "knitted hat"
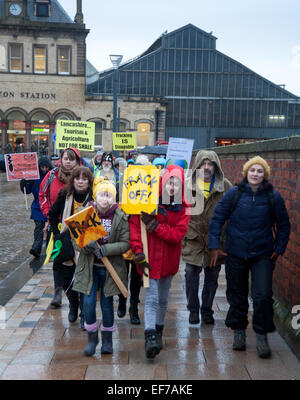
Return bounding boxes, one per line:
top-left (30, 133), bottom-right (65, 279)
top-left (101, 153), bottom-right (113, 164)
top-left (93, 177), bottom-right (116, 201)
top-left (243, 156), bottom-right (271, 180)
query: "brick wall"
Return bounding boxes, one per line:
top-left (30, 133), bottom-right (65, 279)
top-left (196, 136), bottom-right (300, 356)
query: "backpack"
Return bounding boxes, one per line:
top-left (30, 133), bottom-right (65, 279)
top-left (229, 187), bottom-right (277, 236)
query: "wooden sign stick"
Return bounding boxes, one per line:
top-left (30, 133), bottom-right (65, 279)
top-left (100, 253), bottom-right (129, 298)
top-left (24, 187), bottom-right (28, 210)
top-left (140, 220), bottom-right (150, 288)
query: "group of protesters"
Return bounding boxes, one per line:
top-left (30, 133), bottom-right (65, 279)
top-left (20, 146), bottom-right (290, 361)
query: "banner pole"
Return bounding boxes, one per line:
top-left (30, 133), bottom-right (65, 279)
top-left (140, 220), bottom-right (150, 288)
top-left (24, 187), bottom-right (28, 210)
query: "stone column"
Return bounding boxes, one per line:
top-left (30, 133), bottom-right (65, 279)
top-left (25, 121), bottom-right (31, 152)
top-left (49, 123), bottom-right (55, 155)
top-left (1, 121), bottom-right (8, 154)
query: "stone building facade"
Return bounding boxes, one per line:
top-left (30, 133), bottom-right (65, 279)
top-left (0, 0), bottom-right (165, 156)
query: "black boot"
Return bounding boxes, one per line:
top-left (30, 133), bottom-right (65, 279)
top-left (256, 333), bottom-right (271, 358)
top-left (156, 325), bottom-right (164, 350)
top-left (145, 330), bottom-right (160, 359)
top-left (50, 287), bottom-right (63, 308)
top-left (66, 290), bottom-right (79, 323)
top-left (84, 331), bottom-right (99, 356)
top-left (232, 329), bottom-right (246, 351)
top-left (117, 295), bottom-right (127, 318)
top-left (101, 331), bottom-right (113, 354)
top-left (129, 301), bottom-right (140, 325)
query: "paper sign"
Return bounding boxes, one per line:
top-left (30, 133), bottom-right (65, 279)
top-left (113, 132), bottom-right (136, 151)
top-left (121, 165), bottom-right (160, 215)
top-left (165, 137), bottom-right (194, 171)
top-left (56, 120), bottom-right (95, 152)
top-left (65, 206), bottom-right (107, 249)
top-left (5, 153), bottom-right (40, 182)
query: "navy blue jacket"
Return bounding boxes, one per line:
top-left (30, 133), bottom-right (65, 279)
top-left (20, 173), bottom-right (49, 221)
top-left (208, 184), bottom-right (290, 259)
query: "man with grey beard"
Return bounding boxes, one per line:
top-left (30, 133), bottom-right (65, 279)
top-left (182, 150), bottom-right (232, 325)
top-left (94, 153), bottom-right (120, 188)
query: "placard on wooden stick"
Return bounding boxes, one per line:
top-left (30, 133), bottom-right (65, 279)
top-left (121, 166), bottom-right (160, 288)
top-left (65, 206), bottom-right (129, 297)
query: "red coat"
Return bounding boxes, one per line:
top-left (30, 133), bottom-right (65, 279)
top-left (39, 147), bottom-right (81, 218)
top-left (129, 165), bottom-right (190, 279)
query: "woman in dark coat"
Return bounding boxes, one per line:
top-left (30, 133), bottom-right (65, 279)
top-left (20, 156), bottom-right (53, 258)
top-left (48, 166), bottom-right (94, 327)
top-left (209, 156), bottom-right (290, 359)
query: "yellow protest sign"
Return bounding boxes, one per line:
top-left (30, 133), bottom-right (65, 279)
top-left (56, 120), bottom-right (95, 152)
top-left (64, 206), bottom-right (107, 248)
top-left (113, 132), bottom-right (136, 151)
top-left (121, 165), bottom-right (160, 215)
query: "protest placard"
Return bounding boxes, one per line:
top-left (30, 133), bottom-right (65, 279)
top-left (56, 120), bottom-right (95, 152)
top-left (64, 206), bottom-right (107, 249)
top-left (121, 165), bottom-right (160, 215)
top-left (65, 206), bottom-right (129, 297)
top-left (113, 132), bottom-right (136, 151)
top-left (4, 152), bottom-right (40, 182)
top-left (165, 137), bottom-right (194, 171)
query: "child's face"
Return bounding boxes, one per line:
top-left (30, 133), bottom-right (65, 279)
top-left (165, 176), bottom-right (181, 197)
top-left (96, 191), bottom-right (114, 210)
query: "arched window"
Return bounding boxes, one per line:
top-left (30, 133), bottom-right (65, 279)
top-left (137, 122), bottom-right (151, 146)
top-left (7, 110), bottom-right (26, 153)
top-left (30, 111), bottom-right (50, 155)
top-left (88, 119), bottom-right (104, 146)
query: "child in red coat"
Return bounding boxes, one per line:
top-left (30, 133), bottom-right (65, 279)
top-left (129, 165), bottom-right (190, 359)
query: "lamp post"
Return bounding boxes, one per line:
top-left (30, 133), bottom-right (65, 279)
top-left (109, 54), bottom-right (123, 134)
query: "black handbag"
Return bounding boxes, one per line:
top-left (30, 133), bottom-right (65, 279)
top-left (52, 230), bottom-right (75, 264)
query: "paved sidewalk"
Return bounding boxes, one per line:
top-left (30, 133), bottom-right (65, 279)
top-left (0, 262), bottom-right (299, 380)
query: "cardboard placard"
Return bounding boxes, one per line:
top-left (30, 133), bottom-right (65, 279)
top-left (113, 132), bottom-right (136, 151)
top-left (56, 120), bottom-right (95, 152)
top-left (121, 165), bottom-right (160, 215)
top-left (4, 153), bottom-right (40, 182)
top-left (64, 206), bottom-right (107, 248)
top-left (165, 137), bottom-right (194, 171)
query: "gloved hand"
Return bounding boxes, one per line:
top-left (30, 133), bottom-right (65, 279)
top-left (133, 252), bottom-right (152, 277)
top-left (141, 212), bottom-right (159, 233)
top-left (209, 249), bottom-right (228, 267)
top-left (86, 240), bottom-right (105, 259)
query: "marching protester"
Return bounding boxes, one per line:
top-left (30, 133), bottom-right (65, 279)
top-left (20, 156), bottom-right (53, 258)
top-left (50, 154), bottom-right (60, 168)
top-left (48, 166), bottom-right (94, 327)
top-left (116, 151), bottom-right (152, 322)
top-left (129, 165), bottom-right (190, 359)
top-left (182, 150), bottom-right (232, 325)
top-left (209, 156), bottom-right (290, 358)
top-left (91, 150), bottom-right (103, 174)
top-left (39, 147), bottom-right (81, 307)
top-left (152, 157), bottom-right (166, 171)
top-left (72, 178), bottom-right (130, 356)
top-left (94, 152), bottom-right (119, 185)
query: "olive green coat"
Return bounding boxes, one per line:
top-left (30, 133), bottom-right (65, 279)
top-left (72, 207), bottom-right (130, 297)
top-left (182, 150), bottom-right (232, 267)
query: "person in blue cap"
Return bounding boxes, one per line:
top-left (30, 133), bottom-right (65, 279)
top-left (152, 157), bottom-right (166, 170)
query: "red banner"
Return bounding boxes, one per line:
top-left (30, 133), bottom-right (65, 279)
top-left (5, 153), bottom-right (40, 182)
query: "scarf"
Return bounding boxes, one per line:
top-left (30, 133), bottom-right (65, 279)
top-left (58, 165), bottom-right (72, 184)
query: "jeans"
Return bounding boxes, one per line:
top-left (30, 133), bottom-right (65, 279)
top-left (185, 263), bottom-right (221, 317)
top-left (32, 220), bottom-right (46, 255)
top-left (144, 277), bottom-right (173, 331)
top-left (83, 266), bottom-right (114, 330)
top-left (225, 254), bottom-right (276, 334)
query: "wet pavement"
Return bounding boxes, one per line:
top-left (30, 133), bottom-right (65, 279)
top-left (0, 261), bottom-right (299, 380)
top-left (0, 172), bottom-right (41, 305)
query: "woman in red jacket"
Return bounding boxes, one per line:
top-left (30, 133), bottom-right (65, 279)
top-left (129, 165), bottom-right (190, 359)
top-left (39, 148), bottom-right (81, 307)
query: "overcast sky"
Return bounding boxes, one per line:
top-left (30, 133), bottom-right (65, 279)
top-left (62, 0), bottom-right (300, 95)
